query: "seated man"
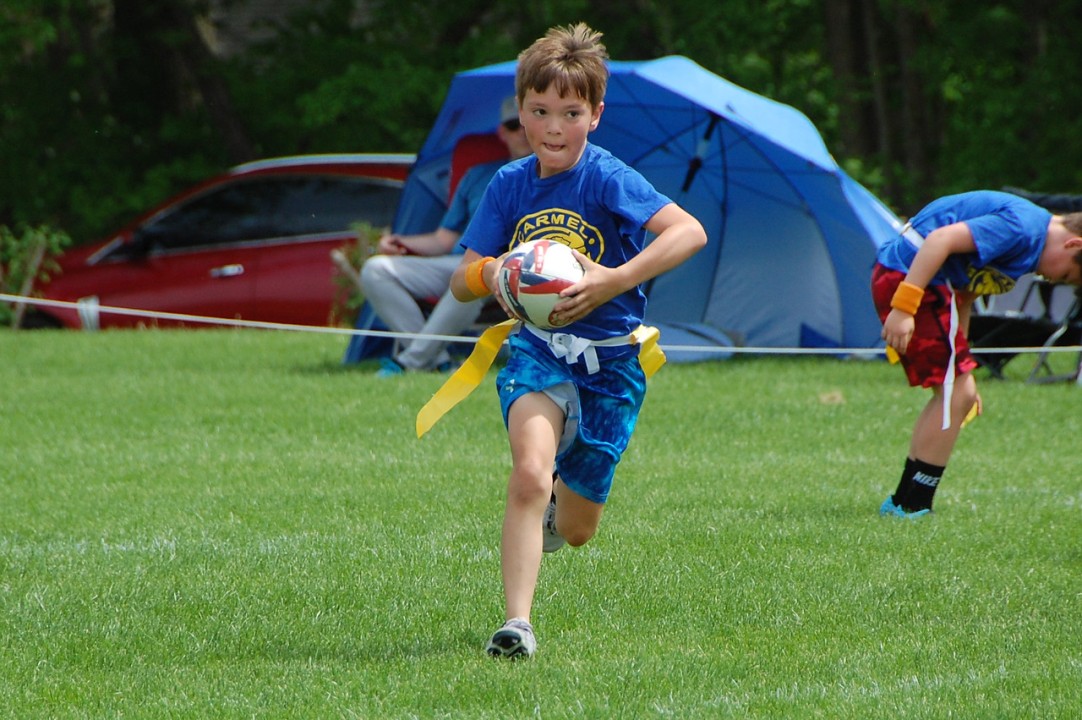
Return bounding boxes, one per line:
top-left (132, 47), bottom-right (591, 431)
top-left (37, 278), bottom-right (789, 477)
top-left (359, 97), bottom-right (531, 376)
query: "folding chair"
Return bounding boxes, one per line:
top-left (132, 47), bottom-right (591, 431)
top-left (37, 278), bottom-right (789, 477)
top-left (1025, 289), bottom-right (1082, 384)
top-left (969, 279), bottom-right (1082, 382)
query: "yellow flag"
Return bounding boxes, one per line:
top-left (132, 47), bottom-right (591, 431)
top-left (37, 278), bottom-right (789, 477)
top-left (630, 325), bottom-right (666, 379)
top-left (415, 322), bottom-right (668, 438)
top-left (416, 320), bottom-right (517, 438)
top-left (961, 401), bottom-right (979, 428)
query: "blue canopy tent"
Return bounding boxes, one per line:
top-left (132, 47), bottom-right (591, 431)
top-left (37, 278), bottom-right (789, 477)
top-left (345, 55), bottom-right (904, 363)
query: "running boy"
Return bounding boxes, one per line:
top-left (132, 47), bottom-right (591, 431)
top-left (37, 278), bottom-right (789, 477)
top-left (874, 190), bottom-right (1082, 518)
top-left (449, 23), bottom-right (707, 658)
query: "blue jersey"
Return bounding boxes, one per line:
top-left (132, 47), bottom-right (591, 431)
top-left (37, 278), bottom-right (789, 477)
top-left (440, 160), bottom-right (505, 255)
top-left (460, 143), bottom-right (671, 340)
top-left (877, 190), bottom-right (1051, 294)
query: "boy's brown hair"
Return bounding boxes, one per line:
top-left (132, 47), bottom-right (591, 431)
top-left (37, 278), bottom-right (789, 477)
top-left (516, 23), bottom-right (609, 109)
top-left (1061, 212), bottom-right (1082, 236)
top-left (1065, 213), bottom-right (1082, 268)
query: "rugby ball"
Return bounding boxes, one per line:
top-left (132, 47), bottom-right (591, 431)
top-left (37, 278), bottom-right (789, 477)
top-left (497, 239), bottom-right (584, 329)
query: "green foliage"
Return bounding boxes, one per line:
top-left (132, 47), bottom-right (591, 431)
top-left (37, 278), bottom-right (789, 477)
top-left (928, 3), bottom-right (1082, 196)
top-left (3, 0), bottom-right (1082, 243)
top-left (3, 330), bottom-right (1082, 716)
top-left (0, 224), bottom-right (71, 327)
top-left (0, 1), bottom-right (230, 245)
top-left (328, 221), bottom-right (385, 324)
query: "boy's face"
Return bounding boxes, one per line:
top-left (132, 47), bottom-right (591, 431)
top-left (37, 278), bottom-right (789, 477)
top-left (520, 86), bottom-right (602, 179)
top-left (1037, 235), bottom-right (1082, 285)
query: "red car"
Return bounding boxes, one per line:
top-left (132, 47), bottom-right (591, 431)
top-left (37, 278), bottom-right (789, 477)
top-left (26, 153), bottom-right (414, 329)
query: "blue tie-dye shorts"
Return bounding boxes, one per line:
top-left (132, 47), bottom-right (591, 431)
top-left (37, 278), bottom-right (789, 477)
top-left (496, 333), bottom-right (647, 504)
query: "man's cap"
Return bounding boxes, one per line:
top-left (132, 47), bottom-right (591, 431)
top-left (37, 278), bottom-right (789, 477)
top-left (500, 96), bottom-right (518, 124)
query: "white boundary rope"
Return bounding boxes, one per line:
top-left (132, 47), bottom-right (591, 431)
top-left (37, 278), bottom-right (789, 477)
top-left (4, 293), bottom-right (1082, 359)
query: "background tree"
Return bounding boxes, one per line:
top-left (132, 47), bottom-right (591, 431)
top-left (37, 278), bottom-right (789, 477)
top-left (820, 0), bottom-right (1082, 213)
top-left (2, 0), bottom-right (1080, 247)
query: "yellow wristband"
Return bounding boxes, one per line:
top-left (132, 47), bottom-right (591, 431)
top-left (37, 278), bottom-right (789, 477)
top-left (465, 257), bottom-right (495, 298)
top-left (890, 281), bottom-right (924, 315)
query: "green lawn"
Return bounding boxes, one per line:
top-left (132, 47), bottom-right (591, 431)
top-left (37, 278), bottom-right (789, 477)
top-left (2, 329), bottom-right (1079, 718)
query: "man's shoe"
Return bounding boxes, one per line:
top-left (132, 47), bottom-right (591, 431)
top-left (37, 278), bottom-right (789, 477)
top-left (376, 358), bottom-right (405, 378)
top-left (486, 618), bottom-right (536, 659)
top-left (879, 496), bottom-right (931, 519)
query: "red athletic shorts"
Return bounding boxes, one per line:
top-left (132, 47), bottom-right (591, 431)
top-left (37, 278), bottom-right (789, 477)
top-left (871, 263), bottom-right (978, 388)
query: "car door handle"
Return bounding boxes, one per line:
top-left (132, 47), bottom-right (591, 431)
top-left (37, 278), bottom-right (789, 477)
top-left (209, 264), bottom-right (245, 278)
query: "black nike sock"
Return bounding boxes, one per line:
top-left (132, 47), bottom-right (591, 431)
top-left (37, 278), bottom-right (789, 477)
top-left (891, 458), bottom-right (917, 508)
top-left (905, 459), bottom-right (945, 511)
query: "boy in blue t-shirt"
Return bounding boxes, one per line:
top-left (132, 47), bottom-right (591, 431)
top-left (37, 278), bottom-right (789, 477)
top-left (450, 23), bottom-right (707, 658)
top-left (873, 190), bottom-right (1082, 518)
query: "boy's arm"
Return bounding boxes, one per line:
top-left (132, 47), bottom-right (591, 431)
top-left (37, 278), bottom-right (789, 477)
top-left (452, 248), bottom-right (517, 318)
top-left (450, 249), bottom-right (484, 301)
top-left (552, 203), bottom-right (706, 325)
top-left (901, 222), bottom-right (977, 289)
top-left (883, 221), bottom-right (977, 354)
top-left (631, 204), bottom-right (709, 284)
top-left (450, 248), bottom-right (505, 303)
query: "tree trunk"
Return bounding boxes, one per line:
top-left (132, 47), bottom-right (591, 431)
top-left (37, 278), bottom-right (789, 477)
top-left (113, 0), bottom-right (255, 163)
top-left (823, 0), bottom-right (869, 158)
top-left (162, 2), bottom-right (255, 163)
top-left (894, 3), bottom-right (930, 200)
top-left (859, 0), bottom-right (896, 202)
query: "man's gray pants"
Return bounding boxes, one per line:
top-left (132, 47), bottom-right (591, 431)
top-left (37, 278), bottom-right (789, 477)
top-left (359, 253), bottom-right (484, 371)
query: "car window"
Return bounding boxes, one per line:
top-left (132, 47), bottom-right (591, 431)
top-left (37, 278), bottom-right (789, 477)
top-left (275, 176), bottom-right (401, 236)
top-left (116, 174), bottom-right (402, 257)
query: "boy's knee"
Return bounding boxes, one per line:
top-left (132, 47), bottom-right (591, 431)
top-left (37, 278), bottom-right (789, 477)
top-left (507, 466), bottom-right (553, 505)
top-left (560, 524), bottom-right (596, 548)
top-left (955, 373), bottom-right (978, 404)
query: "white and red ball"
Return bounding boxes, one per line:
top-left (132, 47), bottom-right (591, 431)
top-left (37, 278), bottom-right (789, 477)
top-left (496, 239), bottom-right (584, 329)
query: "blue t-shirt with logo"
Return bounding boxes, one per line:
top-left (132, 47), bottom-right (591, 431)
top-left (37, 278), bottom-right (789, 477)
top-left (877, 190), bottom-right (1051, 294)
top-left (460, 143), bottom-right (671, 341)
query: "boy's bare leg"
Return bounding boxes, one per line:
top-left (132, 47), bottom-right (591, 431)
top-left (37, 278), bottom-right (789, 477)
top-left (502, 393), bottom-right (563, 621)
top-left (908, 372), bottom-right (978, 465)
top-left (553, 479), bottom-right (604, 547)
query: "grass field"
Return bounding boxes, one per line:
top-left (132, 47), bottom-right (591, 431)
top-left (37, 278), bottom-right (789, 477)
top-left (2, 329), bottom-right (1080, 718)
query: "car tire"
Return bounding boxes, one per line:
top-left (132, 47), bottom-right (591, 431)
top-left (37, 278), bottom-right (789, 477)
top-left (17, 312), bottom-right (64, 330)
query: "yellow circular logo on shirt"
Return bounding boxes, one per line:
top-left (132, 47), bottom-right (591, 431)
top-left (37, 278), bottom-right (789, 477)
top-left (965, 265), bottom-right (1016, 295)
top-left (512, 209), bottom-right (604, 261)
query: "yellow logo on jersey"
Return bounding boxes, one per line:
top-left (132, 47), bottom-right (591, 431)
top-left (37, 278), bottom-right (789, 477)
top-left (513, 209), bottom-right (605, 261)
top-left (965, 265), bottom-right (1016, 295)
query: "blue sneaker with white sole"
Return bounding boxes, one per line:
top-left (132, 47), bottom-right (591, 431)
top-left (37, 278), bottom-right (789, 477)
top-left (376, 358), bottom-right (405, 378)
top-left (879, 496), bottom-right (931, 519)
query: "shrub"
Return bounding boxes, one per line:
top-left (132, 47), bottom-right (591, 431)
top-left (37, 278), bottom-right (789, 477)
top-left (0, 224), bottom-right (71, 329)
top-left (328, 221), bottom-right (384, 326)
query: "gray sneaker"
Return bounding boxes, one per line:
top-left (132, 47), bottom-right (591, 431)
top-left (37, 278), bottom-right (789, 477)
top-left (542, 492), bottom-right (566, 553)
top-left (486, 618), bottom-right (536, 658)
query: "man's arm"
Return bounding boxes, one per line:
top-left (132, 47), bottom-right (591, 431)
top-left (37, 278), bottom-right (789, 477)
top-left (377, 228), bottom-right (462, 256)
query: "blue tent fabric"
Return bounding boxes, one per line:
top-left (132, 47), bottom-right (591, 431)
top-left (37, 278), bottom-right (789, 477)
top-left (345, 55), bottom-right (904, 363)
top-left (342, 303), bottom-right (393, 364)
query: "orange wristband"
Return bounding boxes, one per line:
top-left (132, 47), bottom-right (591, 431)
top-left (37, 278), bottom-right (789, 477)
top-left (890, 281), bottom-right (924, 315)
top-left (465, 257), bottom-right (495, 298)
